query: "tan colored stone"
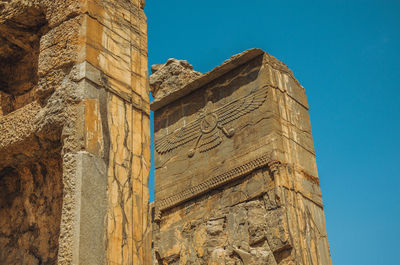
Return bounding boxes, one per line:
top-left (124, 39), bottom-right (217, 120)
top-left (150, 58), bottom-right (202, 101)
top-left (1, 0), bottom-right (150, 264)
top-left (0, 158), bottom-right (63, 265)
top-left (84, 98), bottom-right (104, 156)
top-left (152, 49), bottom-right (332, 265)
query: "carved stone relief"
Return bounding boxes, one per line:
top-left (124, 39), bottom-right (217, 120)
top-left (153, 168), bottom-right (292, 265)
top-left (153, 54), bottom-right (278, 213)
top-left (152, 49), bottom-right (332, 265)
top-left (155, 85), bottom-right (269, 157)
top-left (156, 155), bottom-right (278, 213)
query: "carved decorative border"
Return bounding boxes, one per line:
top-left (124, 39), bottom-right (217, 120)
top-left (156, 154), bottom-right (278, 212)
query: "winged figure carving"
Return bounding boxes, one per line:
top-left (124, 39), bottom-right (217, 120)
top-left (155, 85), bottom-right (269, 157)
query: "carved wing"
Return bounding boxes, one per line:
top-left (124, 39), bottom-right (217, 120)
top-left (155, 86), bottom-right (268, 155)
top-left (214, 85), bottom-right (268, 125)
top-left (155, 115), bottom-right (203, 154)
top-left (197, 130), bottom-right (222, 153)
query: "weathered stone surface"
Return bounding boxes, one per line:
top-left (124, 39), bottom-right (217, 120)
top-left (0, 3), bottom-right (46, 114)
top-left (150, 48), bottom-right (264, 111)
top-left (152, 168), bottom-right (287, 265)
top-left (0, 156), bottom-right (63, 265)
top-left (150, 58), bottom-right (202, 101)
top-left (152, 49), bottom-right (332, 264)
top-left (1, 0), bottom-right (331, 264)
top-left (0, 0), bottom-right (150, 264)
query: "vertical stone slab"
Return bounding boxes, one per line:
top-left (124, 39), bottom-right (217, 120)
top-left (77, 1), bottom-right (150, 264)
top-left (76, 152), bottom-right (107, 264)
top-left (151, 49), bottom-right (332, 264)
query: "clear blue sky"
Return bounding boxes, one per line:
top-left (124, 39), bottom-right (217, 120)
top-left (145, 1), bottom-right (400, 264)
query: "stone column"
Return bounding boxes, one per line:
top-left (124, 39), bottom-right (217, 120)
top-left (151, 49), bottom-right (332, 265)
top-left (0, 0), bottom-right (150, 264)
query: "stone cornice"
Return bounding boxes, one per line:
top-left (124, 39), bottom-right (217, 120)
top-left (156, 154), bottom-right (279, 214)
top-left (150, 48), bottom-right (265, 111)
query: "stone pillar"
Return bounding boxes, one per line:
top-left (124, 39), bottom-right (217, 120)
top-left (151, 49), bottom-right (332, 264)
top-left (0, 0), bottom-right (150, 264)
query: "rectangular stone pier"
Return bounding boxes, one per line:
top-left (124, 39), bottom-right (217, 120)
top-left (0, 0), bottom-right (151, 264)
top-left (151, 49), bottom-right (332, 265)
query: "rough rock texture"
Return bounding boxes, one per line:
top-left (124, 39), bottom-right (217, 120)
top-left (151, 49), bottom-right (332, 265)
top-left (150, 59), bottom-right (202, 101)
top-left (0, 157), bottom-right (63, 265)
top-left (150, 49), bottom-right (264, 111)
top-left (152, 168), bottom-right (287, 265)
top-left (0, 5), bottom-right (46, 114)
top-left (0, 0), bottom-right (151, 264)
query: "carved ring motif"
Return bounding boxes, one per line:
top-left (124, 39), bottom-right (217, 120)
top-left (155, 85), bottom-right (269, 157)
top-left (200, 113), bottom-right (218, 134)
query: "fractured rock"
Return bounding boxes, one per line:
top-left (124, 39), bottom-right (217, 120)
top-left (150, 58), bottom-right (202, 101)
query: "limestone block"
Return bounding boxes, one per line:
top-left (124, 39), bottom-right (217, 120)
top-left (76, 152), bottom-right (107, 264)
top-left (41, 0), bottom-right (84, 28)
top-left (1, 0), bottom-right (150, 264)
top-left (105, 92), bottom-right (150, 264)
top-left (84, 98), bottom-right (104, 156)
top-left (152, 49), bottom-right (332, 265)
top-left (0, 102), bottom-right (41, 151)
top-left (153, 167), bottom-right (284, 264)
top-left (39, 15), bottom-right (84, 77)
top-left (150, 59), bottom-right (202, 100)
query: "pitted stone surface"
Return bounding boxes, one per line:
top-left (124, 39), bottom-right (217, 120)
top-left (150, 58), bottom-right (202, 101)
top-left (0, 0), bottom-right (151, 264)
top-left (0, 157), bottom-right (63, 265)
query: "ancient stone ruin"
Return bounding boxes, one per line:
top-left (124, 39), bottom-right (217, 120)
top-left (0, 0), bottom-right (150, 264)
top-left (150, 49), bottom-right (332, 265)
top-left (0, 1), bottom-right (331, 264)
